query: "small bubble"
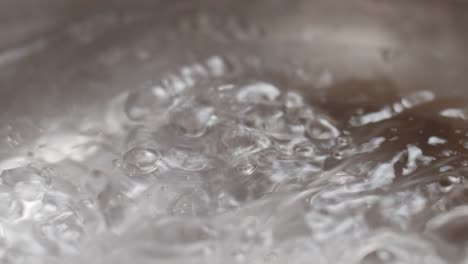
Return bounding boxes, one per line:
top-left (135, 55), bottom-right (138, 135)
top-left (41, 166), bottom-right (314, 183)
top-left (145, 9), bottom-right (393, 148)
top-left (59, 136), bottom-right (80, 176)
top-left (217, 84), bottom-right (235, 91)
top-left (221, 126), bottom-right (270, 157)
top-left (135, 49), bottom-right (151, 61)
top-left (236, 82), bottom-right (280, 103)
top-left (205, 56), bottom-right (229, 77)
top-left (428, 136), bottom-right (447, 146)
top-left (235, 158), bottom-right (257, 176)
top-left (170, 101), bottom-right (215, 138)
top-left (333, 152), bottom-right (343, 160)
top-left (293, 142), bottom-right (317, 158)
top-left (171, 189), bottom-right (209, 216)
top-left (460, 139), bottom-right (468, 149)
top-left (438, 175), bottom-right (461, 193)
top-left (264, 252), bottom-right (279, 263)
top-left (112, 159), bottom-right (121, 168)
top-left (439, 166), bottom-right (454, 173)
top-left (171, 196), bottom-right (191, 216)
top-left (233, 251), bottom-right (246, 263)
top-left (305, 118), bottom-right (340, 141)
top-left (164, 148), bottom-right (210, 171)
top-left (5, 134), bottom-right (21, 148)
top-left (361, 249), bottom-right (396, 264)
top-left (244, 104), bottom-right (284, 131)
top-left (317, 70), bottom-right (334, 88)
top-left (124, 86), bottom-right (171, 122)
top-left (284, 91), bottom-right (304, 109)
top-left (123, 147), bottom-right (161, 175)
top-left (401, 91), bottom-right (435, 109)
top-left (337, 136), bottom-right (351, 147)
top-left (442, 150), bottom-right (456, 157)
top-left (203, 245), bottom-right (214, 257)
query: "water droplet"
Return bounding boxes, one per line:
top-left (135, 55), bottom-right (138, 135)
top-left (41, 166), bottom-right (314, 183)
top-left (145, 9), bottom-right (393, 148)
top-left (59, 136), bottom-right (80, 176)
top-left (123, 147), bottom-right (161, 175)
top-left (428, 136), bottom-right (447, 146)
top-left (205, 56), bottom-right (229, 77)
top-left (440, 108), bottom-right (467, 119)
top-left (400, 90), bottom-right (435, 108)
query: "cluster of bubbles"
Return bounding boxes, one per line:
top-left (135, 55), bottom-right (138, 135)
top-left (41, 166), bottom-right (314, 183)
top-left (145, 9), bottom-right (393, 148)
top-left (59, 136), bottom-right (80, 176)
top-left (2, 54), bottom-right (468, 264)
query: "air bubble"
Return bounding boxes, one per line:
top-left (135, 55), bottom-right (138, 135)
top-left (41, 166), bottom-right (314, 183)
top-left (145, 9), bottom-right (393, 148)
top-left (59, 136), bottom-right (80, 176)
top-left (332, 152), bottom-right (343, 160)
top-left (164, 148), bottom-right (211, 171)
top-left (360, 249), bottom-right (396, 264)
top-left (235, 157), bottom-right (257, 176)
top-left (123, 147), bottom-right (162, 175)
top-left (236, 82), bottom-right (280, 103)
top-left (124, 87), bottom-right (172, 122)
top-left (171, 189), bottom-right (209, 217)
top-left (170, 101), bottom-right (216, 138)
top-left (221, 126), bottom-right (270, 157)
top-left (305, 118), bottom-right (340, 141)
top-left (293, 142), bottom-right (317, 158)
top-left (438, 175), bottom-right (461, 193)
top-left (283, 91), bottom-right (304, 109)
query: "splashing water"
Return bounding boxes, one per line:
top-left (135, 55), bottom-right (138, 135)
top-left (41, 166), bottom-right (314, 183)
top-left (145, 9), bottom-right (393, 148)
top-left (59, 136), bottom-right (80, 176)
top-left (2, 48), bottom-right (468, 264)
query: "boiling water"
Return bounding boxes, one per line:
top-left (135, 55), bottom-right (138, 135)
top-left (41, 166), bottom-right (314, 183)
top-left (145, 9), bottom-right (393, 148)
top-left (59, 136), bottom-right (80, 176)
top-left (2, 54), bottom-right (468, 264)
top-left (1, 12), bottom-right (468, 264)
